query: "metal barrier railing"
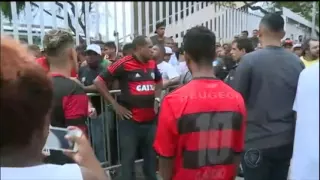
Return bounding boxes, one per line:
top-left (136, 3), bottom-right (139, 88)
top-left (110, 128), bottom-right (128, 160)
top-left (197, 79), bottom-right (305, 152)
top-left (86, 90), bottom-right (121, 169)
top-left (86, 87), bottom-right (176, 175)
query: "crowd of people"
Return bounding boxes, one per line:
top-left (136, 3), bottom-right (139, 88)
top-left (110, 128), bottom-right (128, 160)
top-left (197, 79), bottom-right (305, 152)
top-left (0, 12), bottom-right (319, 180)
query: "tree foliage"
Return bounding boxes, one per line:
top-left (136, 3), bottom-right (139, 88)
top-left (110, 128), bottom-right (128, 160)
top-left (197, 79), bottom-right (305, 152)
top-left (242, 1), bottom-right (319, 26)
top-left (272, 1), bottom-right (319, 26)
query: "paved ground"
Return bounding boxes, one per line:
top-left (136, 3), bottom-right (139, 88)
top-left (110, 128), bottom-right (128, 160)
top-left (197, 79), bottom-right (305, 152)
top-left (107, 162), bottom-right (245, 180)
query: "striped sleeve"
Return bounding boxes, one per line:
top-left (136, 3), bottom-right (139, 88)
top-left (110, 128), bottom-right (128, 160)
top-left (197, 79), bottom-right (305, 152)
top-left (97, 57), bottom-right (127, 82)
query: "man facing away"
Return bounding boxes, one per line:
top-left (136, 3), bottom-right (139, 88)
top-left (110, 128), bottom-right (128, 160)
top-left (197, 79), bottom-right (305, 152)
top-left (154, 26), bottom-right (247, 180)
top-left (94, 36), bottom-right (162, 180)
top-left (42, 29), bottom-right (89, 165)
top-left (231, 13), bottom-right (304, 180)
top-left (290, 62), bottom-right (319, 180)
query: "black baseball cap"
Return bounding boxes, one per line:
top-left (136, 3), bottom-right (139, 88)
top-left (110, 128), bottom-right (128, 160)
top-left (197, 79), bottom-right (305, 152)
top-left (155, 21), bottom-right (165, 34)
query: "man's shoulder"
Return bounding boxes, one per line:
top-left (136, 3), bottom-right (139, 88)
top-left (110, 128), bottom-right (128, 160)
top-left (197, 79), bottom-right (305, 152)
top-left (79, 65), bottom-right (89, 72)
top-left (300, 62), bottom-right (319, 79)
top-left (161, 61), bottom-right (174, 68)
top-left (52, 77), bottom-right (85, 96)
top-left (100, 59), bottom-right (110, 67)
top-left (109, 56), bottom-right (134, 68)
top-left (150, 35), bottom-right (157, 40)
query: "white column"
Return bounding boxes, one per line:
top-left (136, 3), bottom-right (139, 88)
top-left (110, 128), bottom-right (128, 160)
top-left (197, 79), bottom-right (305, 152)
top-left (114, 2), bottom-right (118, 36)
top-left (219, 14), bottom-right (223, 42)
top-left (63, 2), bottom-right (69, 29)
top-left (10, 2), bottom-right (19, 40)
top-left (145, 2), bottom-right (150, 36)
top-left (188, 2), bottom-right (192, 16)
top-left (152, 2), bottom-right (156, 32)
top-left (159, 2), bottom-right (163, 21)
top-left (236, 10), bottom-right (240, 35)
top-left (74, 2), bottom-right (80, 45)
top-left (84, 2), bottom-right (90, 45)
top-left (228, 9), bottom-right (231, 40)
top-left (130, 2), bottom-right (135, 39)
top-left (51, 2), bottom-right (57, 28)
top-left (105, 2), bottom-right (109, 41)
top-left (25, 2), bottom-right (33, 44)
top-left (121, 2), bottom-right (126, 43)
top-left (183, 2), bottom-right (187, 18)
top-left (137, 2), bottom-right (143, 35)
top-left (172, 2), bottom-right (176, 23)
top-left (177, 2), bottom-right (181, 21)
top-left (232, 9), bottom-right (236, 37)
top-left (95, 3), bottom-right (100, 40)
top-left (0, 12), bottom-right (3, 35)
top-left (165, 2), bottom-right (169, 24)
top-left (39, 2), bottom-right (45, 47)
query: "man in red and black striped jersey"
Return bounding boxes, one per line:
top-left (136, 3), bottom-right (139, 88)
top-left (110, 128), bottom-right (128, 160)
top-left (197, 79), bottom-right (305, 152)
top-left (153, 26), bottom-right (247, 180)
top-left (94, 36), bottom-right (162, 180)
top-left (42, 29), bottom-right (89, 165)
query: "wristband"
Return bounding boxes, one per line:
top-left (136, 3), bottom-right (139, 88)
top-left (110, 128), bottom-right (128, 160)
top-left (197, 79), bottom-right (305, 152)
top-left (155, 97), bottom-right (160, 103)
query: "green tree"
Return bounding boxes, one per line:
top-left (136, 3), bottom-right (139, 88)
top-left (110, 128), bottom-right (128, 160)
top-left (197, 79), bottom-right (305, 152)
top-left (272, 2), bottom-right (319, 26)
top-left (242, 1), bottom-right (319, 26)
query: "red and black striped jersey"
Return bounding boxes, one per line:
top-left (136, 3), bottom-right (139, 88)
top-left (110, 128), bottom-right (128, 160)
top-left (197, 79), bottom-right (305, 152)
top-left (154, 77), bottom-right (246, 180)
top-left (50, 73), bottom-right (88, 134)
top-left (97, 55), bottom-right (162, 122)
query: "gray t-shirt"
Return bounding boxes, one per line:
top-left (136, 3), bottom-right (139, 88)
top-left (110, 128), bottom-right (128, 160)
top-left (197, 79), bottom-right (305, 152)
top-left (231, 46), bottom-right (304, 149)
top-left (150, 35), bottom-right (167, 45)
top-left (179, 71), bottom-right (192, 84)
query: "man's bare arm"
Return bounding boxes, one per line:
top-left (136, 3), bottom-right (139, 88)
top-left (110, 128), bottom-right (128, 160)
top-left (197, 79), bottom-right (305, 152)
top-left (155, 82), bottom-right (163, 99)
top-left (83, 85), bottom-right (97, 93)
top-left (162, 77), bottom-right (179, 89)
top-left (93, 78), bottom-right (116, 105)
top-left (159, 157), bottom-right (174, 180)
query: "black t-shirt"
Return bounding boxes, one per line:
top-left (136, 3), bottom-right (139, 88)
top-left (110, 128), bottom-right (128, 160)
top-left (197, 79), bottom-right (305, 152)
top-left (78, 66), bottom-right (104, 115)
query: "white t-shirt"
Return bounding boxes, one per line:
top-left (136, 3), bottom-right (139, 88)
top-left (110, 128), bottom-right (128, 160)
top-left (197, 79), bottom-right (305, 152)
top-left (1, 164), bottom-right (83, 180)
top-left (157, 61), bottom-right (179, 80)
top-left (290, 62), bottom-right (319, 180)
top-left (168, 54), bottom-right (179, 67)
top-left (176, 61), bottom-right (188, 75)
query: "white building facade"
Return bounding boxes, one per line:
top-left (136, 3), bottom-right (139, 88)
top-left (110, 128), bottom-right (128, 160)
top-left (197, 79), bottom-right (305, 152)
top-left (1, 2), bottom-right (317, 47)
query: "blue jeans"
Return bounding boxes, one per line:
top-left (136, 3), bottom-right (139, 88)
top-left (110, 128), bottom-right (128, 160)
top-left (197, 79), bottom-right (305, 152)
top-left (90, 105), bottom-right (116, 163)
top-left (119, 119), bottom-right (157, 180)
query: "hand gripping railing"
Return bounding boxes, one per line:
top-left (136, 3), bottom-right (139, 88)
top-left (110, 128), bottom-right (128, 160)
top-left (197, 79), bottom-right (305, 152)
top-left (86, 90), bottom-right (121, 169)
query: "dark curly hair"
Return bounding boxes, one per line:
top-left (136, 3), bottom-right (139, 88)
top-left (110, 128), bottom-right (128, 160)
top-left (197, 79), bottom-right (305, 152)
top-left (0, 36), bottom-right (53, 149)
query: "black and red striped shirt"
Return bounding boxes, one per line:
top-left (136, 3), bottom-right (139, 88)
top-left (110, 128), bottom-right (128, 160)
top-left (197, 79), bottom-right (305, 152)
top-left (50, 73), bottom-right (88, 133)
top-left (154, 78), bottom-right (246, 180)
top-left (97, 55), bottom-right (162, 122)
